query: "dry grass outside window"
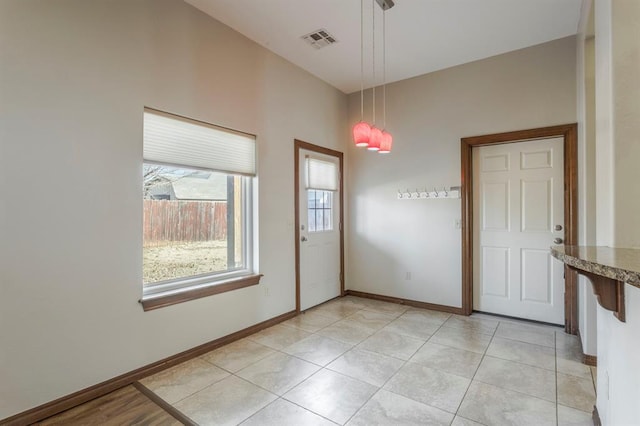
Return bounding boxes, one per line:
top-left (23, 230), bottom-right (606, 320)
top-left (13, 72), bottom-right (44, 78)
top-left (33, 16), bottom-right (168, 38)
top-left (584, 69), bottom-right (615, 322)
top-left (143, 240), bottom-right (227, 284)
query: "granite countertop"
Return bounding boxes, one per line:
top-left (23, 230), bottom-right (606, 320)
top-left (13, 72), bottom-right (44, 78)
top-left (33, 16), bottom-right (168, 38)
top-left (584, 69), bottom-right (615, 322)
top-left (551, 245), bottom-right (640, 287)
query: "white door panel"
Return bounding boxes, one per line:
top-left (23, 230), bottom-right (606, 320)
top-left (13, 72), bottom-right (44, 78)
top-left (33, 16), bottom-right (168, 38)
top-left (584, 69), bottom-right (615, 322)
top-left (299, 149), bottom-right (340, 311)
top-left (482, 181), bottom-right (510, 231)
top-left (521, 179), bottom-right (553, 232)
top-left (482, 153), bottom-right (510, 172)
top-left (521, 248), bottom-right (552, 303)
top-left (521, 149), bottom-right (553, 169)
top-left (473, 137), bottom-right (565, 324)
top-left (481, 246), bottom-right (510, 298)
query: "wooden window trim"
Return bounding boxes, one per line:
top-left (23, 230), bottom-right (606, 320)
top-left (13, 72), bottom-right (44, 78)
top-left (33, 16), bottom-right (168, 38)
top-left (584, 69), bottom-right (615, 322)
top-left (140, 274), bottom-right (262, 311)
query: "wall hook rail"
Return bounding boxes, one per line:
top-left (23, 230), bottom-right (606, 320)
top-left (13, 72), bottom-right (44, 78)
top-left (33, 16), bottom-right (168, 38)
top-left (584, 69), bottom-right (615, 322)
top-left (397, 186), bottom-right (460, 200)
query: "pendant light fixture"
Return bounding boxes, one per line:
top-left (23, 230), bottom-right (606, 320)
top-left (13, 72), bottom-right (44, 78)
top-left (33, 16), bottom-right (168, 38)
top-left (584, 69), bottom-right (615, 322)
top-left (352, 0), bottom-right (371, 147)
top-left (379, 131), bottom-right (393, 153)
top-left (352, 0), bottom-right (394, 153)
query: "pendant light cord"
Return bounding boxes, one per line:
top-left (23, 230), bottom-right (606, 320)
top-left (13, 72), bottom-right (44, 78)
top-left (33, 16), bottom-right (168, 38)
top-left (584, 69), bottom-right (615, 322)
top-left (383, 6), bottom-right (386, 130)
top-left (360, 0), bottom-right (364, 121)
top-left (372, 0), bottom-right (376, 126)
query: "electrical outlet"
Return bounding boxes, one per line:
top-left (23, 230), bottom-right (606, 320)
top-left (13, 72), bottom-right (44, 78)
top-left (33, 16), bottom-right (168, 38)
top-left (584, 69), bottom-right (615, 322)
top-left (454, 218), bottom-right (462, 229)
top-left (264, 286), bottom-right (270, 296)
top-left (405, 272), bottom-right (412, 280)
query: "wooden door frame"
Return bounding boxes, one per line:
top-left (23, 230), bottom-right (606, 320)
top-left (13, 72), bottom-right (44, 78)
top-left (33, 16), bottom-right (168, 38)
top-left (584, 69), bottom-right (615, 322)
top-left (294, 139), bottom-right (345, 313)
top-left (460, 124), bottom-right (578, 333)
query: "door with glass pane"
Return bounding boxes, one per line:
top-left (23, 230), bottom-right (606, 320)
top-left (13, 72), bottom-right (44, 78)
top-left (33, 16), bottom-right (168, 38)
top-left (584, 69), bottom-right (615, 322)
top-left (298, 149), bottom-right (341, 311)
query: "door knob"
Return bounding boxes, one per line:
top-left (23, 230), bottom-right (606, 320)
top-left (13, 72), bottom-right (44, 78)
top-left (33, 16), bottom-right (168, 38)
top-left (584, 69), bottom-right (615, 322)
top-left (554, 237), bottom-right (563, 244)
top-left (301, 236), bottom-right (308, 242)
top-left (555, 224), bottom-right (563, 231)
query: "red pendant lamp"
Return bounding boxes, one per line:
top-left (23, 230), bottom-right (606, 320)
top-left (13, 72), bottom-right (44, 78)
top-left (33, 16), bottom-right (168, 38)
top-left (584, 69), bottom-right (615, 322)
top-left (379, 130), bottom-right (393, 153)
top-left (368, 126), bottom-right (382, 151)
top-left (353, 121), bottom-right (371, 147)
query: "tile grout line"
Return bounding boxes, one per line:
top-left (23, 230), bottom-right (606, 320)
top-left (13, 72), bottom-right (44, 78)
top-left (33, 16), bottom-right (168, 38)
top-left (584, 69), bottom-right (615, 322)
top-left (450, 318), bottom-right (500, 423)
top-left (139, 301), bottom-right (374, 424)
top-left (247, 393), bottom-right (341, 425)
top-left (259, 302), bottom-right (396, 425)
top-left (243, 308), bottom-right (365, 396)
top-left (230, 364), bottom-right (331, 423)
top-left (163, 301), bottom-right (529, 424)
top-left (195, 312), bottom-right (353, 424)
top-left (144, 359), bottom-right (235, 407)
top-left (328, 303), bottom-right (413, 420)
top-left (344, 311), bottom-right (506, 423)
top-left (132, 381), bottom-right (198, 426)
top-left (304, 304), bottom-right (562, 422)
top-left (475, 349), bottom-right (559, 376)
top-left (454, 322), bottom-right (565, 413)
top-left (233, 397), bottom-right (279, 425)
top-left (276, 395), bottom-right (341, 425)
top-left (340, 305), bottom-right (418, 425)
top-left (342, 310), bottom-right (469, 424)
top-left (318, 304), bottom-right (412, 424)
top-left (153, 298), bottom-right (572, 425)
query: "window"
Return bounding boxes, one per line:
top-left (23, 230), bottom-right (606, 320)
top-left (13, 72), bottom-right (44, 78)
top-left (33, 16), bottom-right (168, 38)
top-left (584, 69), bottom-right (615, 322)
top-left (307, 190), bottom-right (333, 232)
top-left (141, 108), bottom-right (258, 310)
top-left (305, 156), bottom-right (338, 233)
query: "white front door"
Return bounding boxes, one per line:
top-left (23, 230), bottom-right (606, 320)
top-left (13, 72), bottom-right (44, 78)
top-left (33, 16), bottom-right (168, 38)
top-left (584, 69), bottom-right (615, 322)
top-left (298, 150), bottom-right (341, 311)
top-left (473, 137), bottom-right (565, 324)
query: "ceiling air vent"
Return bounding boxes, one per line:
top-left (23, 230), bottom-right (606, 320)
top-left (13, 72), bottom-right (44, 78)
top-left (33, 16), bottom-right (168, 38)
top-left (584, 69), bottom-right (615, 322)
top-left (301, 29), bottom-right (338, 49)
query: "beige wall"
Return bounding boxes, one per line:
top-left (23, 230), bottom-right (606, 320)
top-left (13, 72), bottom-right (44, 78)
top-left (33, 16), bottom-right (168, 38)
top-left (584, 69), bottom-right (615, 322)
top-left (593, 0), bottom-right (640, 424)
top-left (610, 0), bottom-right (640, 248)
top-left (0, 0), bottom-right (347, 418)
top-left (346, 37), bottom-right (577, 307)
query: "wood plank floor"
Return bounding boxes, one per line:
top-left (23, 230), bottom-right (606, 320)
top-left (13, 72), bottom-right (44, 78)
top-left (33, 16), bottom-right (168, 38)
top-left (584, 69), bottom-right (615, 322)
top-left (34, 385), bottom-right (182, 425)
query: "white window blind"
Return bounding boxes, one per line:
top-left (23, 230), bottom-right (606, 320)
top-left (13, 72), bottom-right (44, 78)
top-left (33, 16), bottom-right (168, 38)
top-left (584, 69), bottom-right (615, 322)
top-left (306, 157), bottom-right (338, 191)
top-left (143, 108), bottom-right (256, 176)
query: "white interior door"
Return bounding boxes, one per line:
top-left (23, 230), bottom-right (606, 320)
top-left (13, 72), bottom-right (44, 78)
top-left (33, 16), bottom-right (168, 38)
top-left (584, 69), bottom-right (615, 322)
top-left (473, 137), bottom-right (565, 324)
top-left (299, 150), bottom-right (341, 311)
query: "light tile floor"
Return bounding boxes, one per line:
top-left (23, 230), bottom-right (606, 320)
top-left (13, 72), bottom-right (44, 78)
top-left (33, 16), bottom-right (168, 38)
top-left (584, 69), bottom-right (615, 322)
top-left (140, 296), bottom-right (596, 425)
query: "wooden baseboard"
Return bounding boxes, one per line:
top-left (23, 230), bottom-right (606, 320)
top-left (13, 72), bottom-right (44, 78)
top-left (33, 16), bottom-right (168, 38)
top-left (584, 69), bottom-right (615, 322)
top-left (345, 290), bottom-right (465, 315)
top-left (1, 310), bottom-right (297, 426)
top-left (576, 329), bottom-right (598, 366)
top-left (592, 405), bottom-right (602, 426)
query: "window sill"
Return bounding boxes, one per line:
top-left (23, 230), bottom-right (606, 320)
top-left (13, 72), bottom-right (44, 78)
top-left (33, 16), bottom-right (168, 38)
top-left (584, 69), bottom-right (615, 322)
top-left (140, 274), bottom-right (262, 311)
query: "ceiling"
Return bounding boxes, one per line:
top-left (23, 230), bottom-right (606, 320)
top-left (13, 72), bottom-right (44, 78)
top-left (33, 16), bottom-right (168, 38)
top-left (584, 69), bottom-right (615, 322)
top-left (185, 0), bottom-right (584, 94)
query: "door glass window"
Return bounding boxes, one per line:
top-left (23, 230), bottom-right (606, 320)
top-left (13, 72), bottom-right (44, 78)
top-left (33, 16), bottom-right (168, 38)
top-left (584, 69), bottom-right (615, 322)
top-left (307, 190), bottom-right (333, 232)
